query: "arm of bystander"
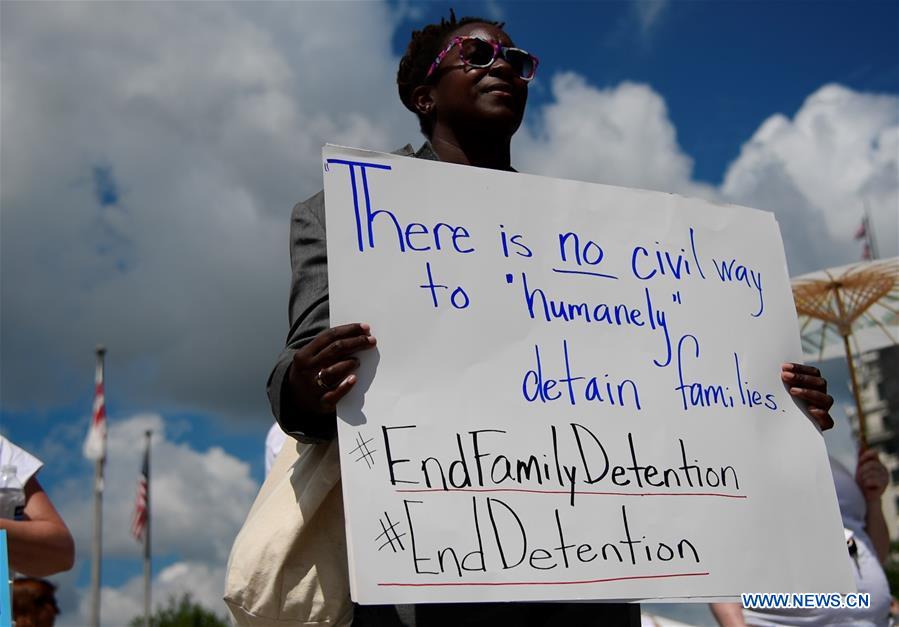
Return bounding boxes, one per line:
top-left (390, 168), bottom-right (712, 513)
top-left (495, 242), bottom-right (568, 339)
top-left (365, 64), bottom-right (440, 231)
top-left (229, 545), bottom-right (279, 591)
top-left (0, 476), bottom-right (74, 577)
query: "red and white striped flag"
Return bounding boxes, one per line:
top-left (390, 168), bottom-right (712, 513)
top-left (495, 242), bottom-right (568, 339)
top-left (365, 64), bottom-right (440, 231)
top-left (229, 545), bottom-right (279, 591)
top-left (83, 349), bottom-right (107, 461)
top-left (131, 442), bottom-right (149, 541)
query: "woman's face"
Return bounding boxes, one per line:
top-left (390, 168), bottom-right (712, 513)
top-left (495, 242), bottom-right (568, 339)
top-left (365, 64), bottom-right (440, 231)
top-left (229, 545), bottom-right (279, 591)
top-left (427, 22), bottom-right (529, 137)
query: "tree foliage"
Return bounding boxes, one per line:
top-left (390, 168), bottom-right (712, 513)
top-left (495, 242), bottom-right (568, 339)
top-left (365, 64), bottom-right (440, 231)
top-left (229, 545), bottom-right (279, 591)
top-left (128, 593), bottom-right (228, 627)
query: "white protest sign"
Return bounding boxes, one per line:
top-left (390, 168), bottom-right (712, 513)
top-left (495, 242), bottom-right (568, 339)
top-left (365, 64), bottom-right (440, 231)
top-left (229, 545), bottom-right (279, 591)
top-left (322, 145), bottom-right (853, 605)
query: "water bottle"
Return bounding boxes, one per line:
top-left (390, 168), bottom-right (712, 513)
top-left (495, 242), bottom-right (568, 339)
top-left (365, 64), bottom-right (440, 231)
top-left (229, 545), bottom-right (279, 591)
top-left (0, 465), bottom-right (25, 520)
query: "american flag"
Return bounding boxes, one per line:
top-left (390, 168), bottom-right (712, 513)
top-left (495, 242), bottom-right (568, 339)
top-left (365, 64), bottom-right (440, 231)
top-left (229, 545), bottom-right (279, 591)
top-left (854, 214), bottom-right (877, 260)
top-left (131, 442), bottom-right (149, 541)
top-left (83, 348), bottom-right (107, 461)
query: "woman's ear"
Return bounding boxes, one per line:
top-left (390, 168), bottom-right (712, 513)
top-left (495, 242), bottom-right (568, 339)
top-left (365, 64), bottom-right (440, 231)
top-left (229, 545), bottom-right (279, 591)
top-left (411, 84), bottom-right (436, 118)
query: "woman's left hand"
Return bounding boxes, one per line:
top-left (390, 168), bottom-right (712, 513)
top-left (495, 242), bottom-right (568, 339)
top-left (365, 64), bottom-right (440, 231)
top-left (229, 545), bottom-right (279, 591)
top-left (781, 363), bottom-right (835, 430)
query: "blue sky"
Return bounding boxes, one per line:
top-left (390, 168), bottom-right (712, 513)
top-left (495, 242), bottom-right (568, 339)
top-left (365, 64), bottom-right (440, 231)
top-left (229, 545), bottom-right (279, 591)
top-left (1, 1), bottom-right (897, 624)
top-left (405, 0), bottom-right (899, 183)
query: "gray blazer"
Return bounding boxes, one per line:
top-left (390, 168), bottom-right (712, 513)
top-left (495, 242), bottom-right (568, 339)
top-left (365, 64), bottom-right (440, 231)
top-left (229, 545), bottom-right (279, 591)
top-left (266, 142), bottom-right (439, 442)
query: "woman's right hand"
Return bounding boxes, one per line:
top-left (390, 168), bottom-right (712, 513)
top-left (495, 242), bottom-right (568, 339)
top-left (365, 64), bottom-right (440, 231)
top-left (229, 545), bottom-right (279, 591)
top-left (287, 322), bottom-right (377, 415)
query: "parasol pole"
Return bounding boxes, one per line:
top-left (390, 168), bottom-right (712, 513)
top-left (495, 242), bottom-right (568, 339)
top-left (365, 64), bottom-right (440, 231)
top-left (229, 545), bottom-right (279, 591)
top-left (833, 284), bottom-right (867, 446)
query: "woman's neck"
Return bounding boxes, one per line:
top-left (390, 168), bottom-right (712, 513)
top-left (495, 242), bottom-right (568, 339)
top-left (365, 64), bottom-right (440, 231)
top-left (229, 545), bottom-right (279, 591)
top-left (429, 126), bottom-right (512, 171)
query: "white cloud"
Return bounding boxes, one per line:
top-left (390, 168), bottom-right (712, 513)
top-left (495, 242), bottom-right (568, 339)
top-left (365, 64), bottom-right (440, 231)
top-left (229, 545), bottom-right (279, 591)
top-left (55, 561), bottom-right (229, 627)
top-left (44, 414), bottom-right (257, 624)
top-left (516, 72), bottom-right (715, 199)
top-left (0, 1), bottom-right (417, 422)
top-left (517, 74), bottom-right (897, 276)
top-left (55, 414), bottom-right (258, 564)
top-left (722, 84), bottom-right (899, 274)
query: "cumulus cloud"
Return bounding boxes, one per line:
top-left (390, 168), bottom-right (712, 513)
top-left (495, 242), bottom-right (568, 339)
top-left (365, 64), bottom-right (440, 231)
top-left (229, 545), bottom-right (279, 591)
top-left (55, 414), bottom-right (257, 563)
top-left (517, 74), bottom-right (897, 275)
top-left (45, 414), bottom-right (257, 624)
top-left (55, 561), bottom-right (229, 627)
top-left (516, 72), bottom-right (715, 199)
top-left (722, 84), bottom-right (898, 274)
top-left (0, 1), bottom-right (416, 422)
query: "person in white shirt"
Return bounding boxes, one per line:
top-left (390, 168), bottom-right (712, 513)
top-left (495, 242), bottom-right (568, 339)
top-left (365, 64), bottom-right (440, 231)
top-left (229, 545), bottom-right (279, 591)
top-left (711, 448), bottom-right (892, 627)
top-left (0, 436), bottom-right (75, 577)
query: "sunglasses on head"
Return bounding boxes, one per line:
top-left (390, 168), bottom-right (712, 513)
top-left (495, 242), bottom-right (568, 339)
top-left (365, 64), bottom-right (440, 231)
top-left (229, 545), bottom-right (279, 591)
top-left (426, 36), bottom-right (539, 82)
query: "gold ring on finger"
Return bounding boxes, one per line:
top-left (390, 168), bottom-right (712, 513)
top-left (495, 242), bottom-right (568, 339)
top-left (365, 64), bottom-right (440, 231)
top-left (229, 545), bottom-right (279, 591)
top-left (315, 369), bottom-right (335, 392)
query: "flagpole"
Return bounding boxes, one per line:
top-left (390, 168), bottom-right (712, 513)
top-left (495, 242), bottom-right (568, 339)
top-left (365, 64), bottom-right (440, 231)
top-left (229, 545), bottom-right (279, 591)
top-left (143, 430), bottom-right (152, 627)
top-left (865, 203), bottom-right (879, 260)
top-left (89, 346), bottom-right (107, 627)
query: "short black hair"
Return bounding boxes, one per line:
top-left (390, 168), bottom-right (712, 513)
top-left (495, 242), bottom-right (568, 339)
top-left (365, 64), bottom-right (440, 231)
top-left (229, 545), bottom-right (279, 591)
top-left (397, 9), bottom-right (503, 137)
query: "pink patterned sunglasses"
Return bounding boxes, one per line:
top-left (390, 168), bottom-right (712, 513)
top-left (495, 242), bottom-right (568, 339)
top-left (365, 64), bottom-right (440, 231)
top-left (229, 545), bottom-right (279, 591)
top-left (425, 36), bottom-right (539, 82)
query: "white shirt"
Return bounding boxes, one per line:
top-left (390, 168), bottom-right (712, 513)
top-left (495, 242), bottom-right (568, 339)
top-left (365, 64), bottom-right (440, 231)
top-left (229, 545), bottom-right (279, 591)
top-left (0, 435), bottom-right (43, 486)
top-left (265, 423), bottom-right (288, 477)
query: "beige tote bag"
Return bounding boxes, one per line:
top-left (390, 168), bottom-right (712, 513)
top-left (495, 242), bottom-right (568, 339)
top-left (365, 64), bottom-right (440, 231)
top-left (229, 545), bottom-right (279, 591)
top-left (225, 438), bottom-right (353, 626)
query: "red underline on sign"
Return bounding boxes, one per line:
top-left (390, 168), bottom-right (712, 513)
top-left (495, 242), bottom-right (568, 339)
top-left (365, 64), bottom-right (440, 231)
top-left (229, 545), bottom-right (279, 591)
top-left (377, 571), bottom-right (711, 587)
top-left (394, 488), bottom-right (746, 499)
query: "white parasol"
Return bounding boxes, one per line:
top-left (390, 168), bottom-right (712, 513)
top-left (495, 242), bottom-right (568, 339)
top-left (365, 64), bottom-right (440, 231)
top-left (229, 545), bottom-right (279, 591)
top-left (791, 257), bottom-right (899, 444)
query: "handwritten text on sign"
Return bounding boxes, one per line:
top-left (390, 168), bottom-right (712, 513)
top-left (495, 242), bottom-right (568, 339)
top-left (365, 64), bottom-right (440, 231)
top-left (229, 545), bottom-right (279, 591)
top-left (322, 146), bottom-right (851, 604)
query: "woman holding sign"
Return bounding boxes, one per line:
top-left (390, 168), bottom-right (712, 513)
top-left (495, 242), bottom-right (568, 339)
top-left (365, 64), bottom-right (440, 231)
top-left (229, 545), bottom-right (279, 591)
top-left (265, 10), bottom-right (836, 627)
